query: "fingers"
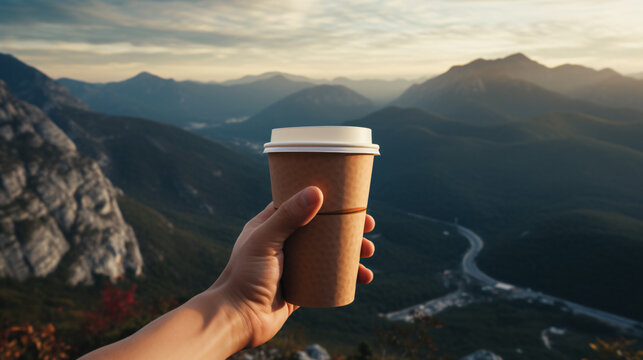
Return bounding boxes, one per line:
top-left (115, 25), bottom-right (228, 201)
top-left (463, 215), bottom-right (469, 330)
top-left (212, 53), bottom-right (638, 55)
top-left (253, 186), bottom-right (323, 251)
top-left (359, 235), bottom-right (375, 284)
top-left (357, 264), bottom-right (373, 284)
top-left (364, 214), bottom-right (375, 233)
top-left (360, 238), bottom-right (375, 258)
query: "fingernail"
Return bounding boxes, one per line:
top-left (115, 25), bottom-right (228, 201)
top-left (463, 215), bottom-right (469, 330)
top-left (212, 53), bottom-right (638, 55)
top-left (300, 187), bottom-right (318, 207)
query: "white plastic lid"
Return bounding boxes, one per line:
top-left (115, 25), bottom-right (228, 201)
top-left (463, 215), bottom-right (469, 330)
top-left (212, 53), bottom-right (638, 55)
top-left (263, 126), bottom-right (380, 155)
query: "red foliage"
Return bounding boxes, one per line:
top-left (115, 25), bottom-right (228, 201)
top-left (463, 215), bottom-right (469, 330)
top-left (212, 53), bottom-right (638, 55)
top-left (82, 282), bottom-right (139, 335)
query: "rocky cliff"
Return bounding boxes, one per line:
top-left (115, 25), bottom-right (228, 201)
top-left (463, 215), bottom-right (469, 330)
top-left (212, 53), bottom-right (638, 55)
top-left (0, 81), bottom-right (142, 285)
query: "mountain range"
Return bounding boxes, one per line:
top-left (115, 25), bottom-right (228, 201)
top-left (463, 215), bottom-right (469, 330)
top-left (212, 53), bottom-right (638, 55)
top-left (0, 53), bottom-right (275, 292)
top-left (348, 106), bottom-right (643, 319)
top-left (208, 53), bottom-right (643, 319)
top-left (0, 55), bottom-right (474, 356)
top-left (1, 52), bottom-right (642, 356)
top-left (55, 70), bottom-right (417, 129)
top-left (418, 53), bottom-right (643, 112)
top-left (0, 80), bottom-right (142, 285)
top-left (395, 53), bottom-right (643, 124)
top-left (202, 84), bottom-right (377, 143)
top-left (57, 71), bottom-right (314, 128)
top-left (209, 71), bottom-right (417, 105)
top-left (0, 53), bottom-right (271, 220)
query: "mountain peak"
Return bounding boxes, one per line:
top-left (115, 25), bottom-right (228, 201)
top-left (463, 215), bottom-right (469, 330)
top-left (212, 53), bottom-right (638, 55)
top-left (290, 84), bottom-right (372, 105)
top-left (128, 71), bottom-right (165, 82)
top-left (232, 83), bottom-right (376, 140)
top-left (263, 74), bottom-right (289, 82)
top-left (222, 71), bottom-right (318, 85)
top-left (445, 53), bottom-right (545, 78)
top-left (504, 52), bottom-right (531, 62)
top-left (260, 71), bottom-right (286, 77)
top-left (0, 52), bottom-right (18, 61)
top-left (0, 52), bottom-right (89, 112)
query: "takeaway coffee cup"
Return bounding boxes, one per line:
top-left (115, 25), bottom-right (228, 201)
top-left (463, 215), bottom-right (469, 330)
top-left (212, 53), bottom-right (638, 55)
top-left (264, 126), bottom-right (380, 307)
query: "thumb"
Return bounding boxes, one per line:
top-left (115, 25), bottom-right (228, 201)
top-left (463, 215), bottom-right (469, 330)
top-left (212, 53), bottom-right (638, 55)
top-left (252, 186), bottom-right (323, 250)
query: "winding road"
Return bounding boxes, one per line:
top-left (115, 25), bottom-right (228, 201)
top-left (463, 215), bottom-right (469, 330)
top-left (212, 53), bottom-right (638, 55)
top-left (458, 225), bottom-right (496, 286)
top-left (457, 224), bottom-right (643, 333)
top-left (385, 213), bottom-right (643, 335)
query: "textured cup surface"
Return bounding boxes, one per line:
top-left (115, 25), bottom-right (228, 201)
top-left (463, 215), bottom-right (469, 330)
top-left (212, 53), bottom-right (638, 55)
top-left (269, 153), bottom-right (373, 213)
top-left (282, 212), bottom-right (366, 307)
top-left (268, 152), bottom-right (374, 307)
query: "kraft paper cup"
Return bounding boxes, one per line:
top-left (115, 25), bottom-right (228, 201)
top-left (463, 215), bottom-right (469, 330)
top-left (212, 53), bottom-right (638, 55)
top-left (264, 126), bottom-right (380, 307)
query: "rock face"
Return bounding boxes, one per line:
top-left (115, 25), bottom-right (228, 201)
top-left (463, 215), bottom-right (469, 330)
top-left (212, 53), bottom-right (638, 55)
top-left (0, 81), bottom-right (142, 285)
top-left (304, 344), bottom-right (330, 360)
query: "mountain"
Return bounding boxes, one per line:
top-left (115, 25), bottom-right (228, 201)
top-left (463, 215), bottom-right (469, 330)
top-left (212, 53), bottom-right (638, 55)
top-left (1, 54), bottom-right (271, 220)
top-left (206, 84), bottom-right (377, 143)
top-left (330, 77), bottom-right (418, 105)
top-left (221, 71), bottom-right (324, 85)
top-left (0, 81), bottom-right (142, 285)
top-left (401, 53), bottom-right (643, 113)
top-left (568, 75), bottom-right (643, 114)
top-left (0, 58), bottom-right (475, 354)
top-left (348, 106), bottom-right (643, 319)
top-left (0, 53), bottom-right (88, 112)
top-left (352, 106), bottom-right (643, 229)
top-left (1, 54), bottom-right (638, 355)
top-left (434, 53), bottom-right (618, 93)
top-left (57, 72), bottom-right (315, 127)
top-left (394, 57), bottom-right (643, 124)
top-left (0, 56), bottom-right (276, 338)
top-left (47, 106), bottom-right (271, 219)
top-left (630, 72), bottom-right (643, 80)
top-left (223, 72), bottom-right (418, 104)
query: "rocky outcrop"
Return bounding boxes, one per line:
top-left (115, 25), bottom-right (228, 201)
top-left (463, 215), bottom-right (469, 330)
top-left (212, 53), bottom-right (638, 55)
top-left (232, 344), bottom-right (331, 360)
top-left (460, 349), bottom-right (503, 360)
top-left (0, 81), bottom-right (142, 285)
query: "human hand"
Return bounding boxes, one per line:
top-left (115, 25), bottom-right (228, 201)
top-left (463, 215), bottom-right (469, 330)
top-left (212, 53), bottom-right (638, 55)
top-left (212, 186), bottom-right (376, 350)
top-left (78, 186), bottom-right (375, 360)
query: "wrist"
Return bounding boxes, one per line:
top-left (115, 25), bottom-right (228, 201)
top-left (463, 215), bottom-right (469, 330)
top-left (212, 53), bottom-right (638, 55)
top-left (188, 286), bottom-right (251, 358)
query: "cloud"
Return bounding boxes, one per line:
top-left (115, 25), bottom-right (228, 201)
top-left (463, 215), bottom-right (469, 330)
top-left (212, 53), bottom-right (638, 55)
top-left (1, 0), bottom-right (641, 81)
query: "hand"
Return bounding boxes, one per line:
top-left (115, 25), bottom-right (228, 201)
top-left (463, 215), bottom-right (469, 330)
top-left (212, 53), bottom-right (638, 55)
top-left (212, 186), bottom-right (376, 349)
top-left (79, 186), bottom-right (375, 360)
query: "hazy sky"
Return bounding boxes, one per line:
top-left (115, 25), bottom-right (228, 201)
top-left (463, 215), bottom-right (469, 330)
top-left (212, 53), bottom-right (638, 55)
top-left (1, 0), bottom-right (642, 82)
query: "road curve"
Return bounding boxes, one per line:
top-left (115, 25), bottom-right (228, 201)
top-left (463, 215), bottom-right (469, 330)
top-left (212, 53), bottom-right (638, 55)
top-left (456, 224), bottom-right (643, 333)
top-left (385, 213), bottom-right (643, 334)
top-left (458, 225), bottom-right (497, 286)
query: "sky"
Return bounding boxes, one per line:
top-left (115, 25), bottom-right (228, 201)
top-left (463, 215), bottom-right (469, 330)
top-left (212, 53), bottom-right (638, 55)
top-left (1, 0), bottom-right (642, 82)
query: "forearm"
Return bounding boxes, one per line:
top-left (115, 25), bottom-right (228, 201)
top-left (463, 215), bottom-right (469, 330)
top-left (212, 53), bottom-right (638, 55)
top-left (80, 287), bottom-right (248, 360)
